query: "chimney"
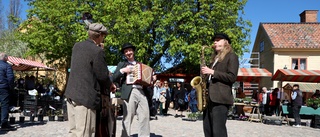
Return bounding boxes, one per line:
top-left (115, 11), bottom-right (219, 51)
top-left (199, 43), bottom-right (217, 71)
top-left (299, 10), bottom-right (318, 23)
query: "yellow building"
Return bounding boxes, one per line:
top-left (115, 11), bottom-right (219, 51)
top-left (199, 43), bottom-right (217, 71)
top-left (250, 10), bottom-right (320, 97)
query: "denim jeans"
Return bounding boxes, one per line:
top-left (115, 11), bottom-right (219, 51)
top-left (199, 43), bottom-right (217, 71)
top-left (189, 104), bottom-right (198, 113)
top-left (0, 88), bottom-right (10, 126)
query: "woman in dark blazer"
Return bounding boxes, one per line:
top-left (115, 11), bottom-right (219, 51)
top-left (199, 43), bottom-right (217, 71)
top-left (201, 33), bottom-right (239, 137)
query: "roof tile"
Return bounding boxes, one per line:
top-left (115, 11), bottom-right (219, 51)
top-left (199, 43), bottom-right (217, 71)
top-left (262, 23), bottom-right (320, 48)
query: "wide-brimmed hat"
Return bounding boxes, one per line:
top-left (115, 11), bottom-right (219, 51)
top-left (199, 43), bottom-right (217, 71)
top-left (121, 43), bottom-right (136, 53)
top-left (89, 23), bottom-right (108, 35)
top-left (213, 33), bottom-right (231, 44)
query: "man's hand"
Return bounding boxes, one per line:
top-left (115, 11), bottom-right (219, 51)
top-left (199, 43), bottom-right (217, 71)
top-left (120, 65), bottom-right (132, 74)
top-left (110, 83), bottom-right (117, 93)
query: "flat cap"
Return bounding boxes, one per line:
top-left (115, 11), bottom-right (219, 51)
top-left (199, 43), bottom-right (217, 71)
top-left (213, 33), bottom-right (231, 44)
top-left (89, 23), bottom-right (108, 34)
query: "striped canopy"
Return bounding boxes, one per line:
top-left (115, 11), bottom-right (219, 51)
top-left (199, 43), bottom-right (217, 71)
top-left (7, 56), bottom-right (55, 71)
top-left (237, 68), bottom-right (272, 82)
top-left (283, 82), bottom-right (320, 93)
top-left (272, 69), bottom-right (320, 83)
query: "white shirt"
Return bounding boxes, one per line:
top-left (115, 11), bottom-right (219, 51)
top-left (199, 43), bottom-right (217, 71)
top-left (153, 86), bottom-right (161, 100)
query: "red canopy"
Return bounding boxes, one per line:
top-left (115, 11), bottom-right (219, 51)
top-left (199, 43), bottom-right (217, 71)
top-left (271, 69), bottom-right (320, 83)
top-left (7, 56), bottom-right (55, 71)
top-left (237, 68), bottom-right (272, 82)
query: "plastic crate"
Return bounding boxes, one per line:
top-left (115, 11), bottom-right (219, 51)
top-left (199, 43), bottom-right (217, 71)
top-left (311, 115), bottom-right (320, 128)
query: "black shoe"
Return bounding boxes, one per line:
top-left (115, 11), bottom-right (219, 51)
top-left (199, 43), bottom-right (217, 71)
top-left (1, 124), bottom-right (16, 131)
top-left (174, 114), bottom-right (179, 118)
top-left (180, 115), bottom-right (185, 117)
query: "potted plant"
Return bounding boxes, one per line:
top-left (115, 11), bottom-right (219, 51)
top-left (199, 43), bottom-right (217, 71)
top-left (56, 109), bottom-right (64, 121)
top-left (38, 114), bottom-right (44, 122)
top-left (187, 112), bottom-right (203, 121)
top-left (306, 98), bottom-right (320, 109)
top-left (47, 110), bottom-right (55, 121)
top-left (19, 115), bottom-right (25, 123)
top-left (9, 114), bottom-right (16, 124)
top-left (30, 114), bottom-right (35, 122)
top-left (115, 92), bottom-right (121, 98)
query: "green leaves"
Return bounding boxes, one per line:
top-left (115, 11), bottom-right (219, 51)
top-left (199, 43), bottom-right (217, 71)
top-left (16, 0), bottom-right (251, 73)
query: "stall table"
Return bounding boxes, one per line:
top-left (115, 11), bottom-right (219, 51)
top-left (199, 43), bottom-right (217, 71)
top-left (281, 105), bottom-right (320, 124)
top-left (234, 103), bottom-right (261, 122)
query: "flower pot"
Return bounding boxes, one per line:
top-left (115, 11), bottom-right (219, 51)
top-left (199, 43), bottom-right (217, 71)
top-left (38, 115), bottom-right (44, 122)
top-left (19, 116), bottom-right (25, 123)
top-left (30, 115), bottom-right (35, 122)
top-left (57, 116), bottom-right (64, 121)
top-left (9, 117), bottom-right (15, 124)
top-left (48, 116), bottom-right (55, 121)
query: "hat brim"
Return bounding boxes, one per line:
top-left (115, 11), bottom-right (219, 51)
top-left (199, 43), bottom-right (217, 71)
top-left (213, 33), bottom-right (231, 44)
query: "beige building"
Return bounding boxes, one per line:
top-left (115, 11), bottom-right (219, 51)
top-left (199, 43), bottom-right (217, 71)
top-left (250, 10), bottom-right (320, 97)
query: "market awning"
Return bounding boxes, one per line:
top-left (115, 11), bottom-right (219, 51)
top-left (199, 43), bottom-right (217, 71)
top-left (237, 68), bottom-right (272, 83)
top-left (7, 56), bottom-right (55, 71)
top-left (283, 83), bottom-right (320, 93)
top-left (271, 69), bottom-right (320, 83)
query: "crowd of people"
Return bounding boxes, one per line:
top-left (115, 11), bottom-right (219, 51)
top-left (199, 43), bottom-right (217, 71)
top-left (234, 84), bottom-right (320, 128)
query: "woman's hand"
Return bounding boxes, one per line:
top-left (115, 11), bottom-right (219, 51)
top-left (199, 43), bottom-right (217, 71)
top-left (110, 83), bottom-right (117, 93)
top-left (201, 66), bottom-right (214, 75)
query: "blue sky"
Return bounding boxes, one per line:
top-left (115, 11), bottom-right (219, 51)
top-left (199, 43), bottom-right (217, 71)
top-left (243, 0), bottom-right (320, 63)
top-left (2, 0), bottom-right (320, 68)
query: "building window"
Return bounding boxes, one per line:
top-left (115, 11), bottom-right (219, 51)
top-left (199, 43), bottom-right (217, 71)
top-left (292, 58), bottom-right (306, 70)
top-left (259, 41), bottom-right (264, 52)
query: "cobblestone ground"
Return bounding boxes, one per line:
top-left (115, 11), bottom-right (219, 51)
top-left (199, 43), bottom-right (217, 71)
top-left (2, 109), bottom-right (319, 137)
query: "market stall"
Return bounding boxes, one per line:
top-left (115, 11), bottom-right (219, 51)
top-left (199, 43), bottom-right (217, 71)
top-left (272, 69), bottom-right (320, 127)
top-left (237, 68), bottom-right (272, 83)
top-left (8, 56), bottom-right (55, 71)
top-left (272, 69), bottom-right (320, 102)
top-left (235, 68), bottom-right (272, 122)
top-left (7, 56), bottom-right (56, 117)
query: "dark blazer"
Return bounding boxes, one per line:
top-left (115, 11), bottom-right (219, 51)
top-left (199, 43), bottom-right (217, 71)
top-left (112, 61), bottom-right (134, 100)
top-left (65, 39), bottom-right (113, 110)
top-left (0, 60), bottom-right (14, 90)
top-left (208, 52), bottom-right (239, 105)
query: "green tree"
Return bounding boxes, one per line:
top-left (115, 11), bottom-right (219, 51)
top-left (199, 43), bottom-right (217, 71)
top-left (17, 0), bottom-right (251, 76)
top-left (0, 0), bottom-right (28, 57)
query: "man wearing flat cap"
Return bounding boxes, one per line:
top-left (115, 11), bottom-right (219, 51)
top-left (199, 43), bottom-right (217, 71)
top-left (112, 43), bottom-right (154, 137)
top-left (65, 23), bottom-right (116, 137)
top-left (201, 33), bottom-right (239, 137)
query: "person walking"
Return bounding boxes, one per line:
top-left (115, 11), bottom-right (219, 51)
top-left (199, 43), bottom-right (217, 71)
top-left (201, 33), bottom-right (239, 137)
top-left (162, 81), bottom-right (171, 115)
top-left (153, 80), bottom-right (161, 115)
top-left (291, 84), bottom-right (303, 127)
top-left (64, 23), bottom-right (116, 137)
top-left (189, 86), bottom-right (198, 113)
top-left (173, 82), bottom-right (187, 118)
top-left (112, 43), bottom-right (155, 137)
top-left (0, 53), bottom-right (15, 130)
